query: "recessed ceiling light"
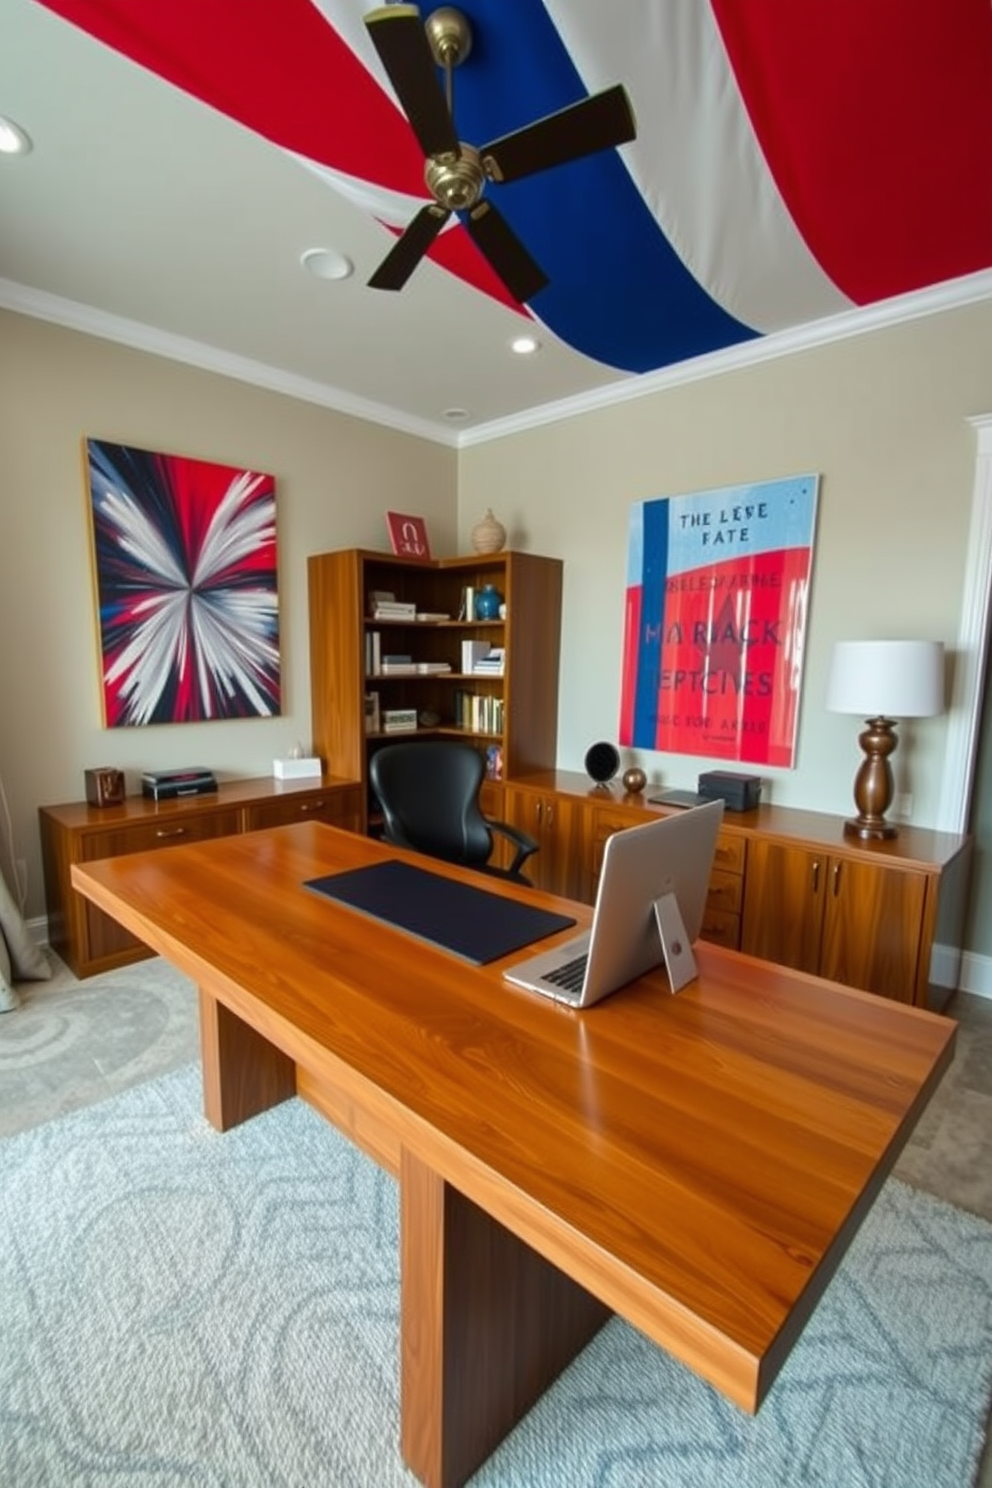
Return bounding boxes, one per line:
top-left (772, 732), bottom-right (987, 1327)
top-left (509, 334), bottom-right (541, 356)
top-left (443, 408), bottom-right (470, 422)
top-left (300, 247), bottom-right (353, 281)
top-left (0, 115), bottom-right (32, 155)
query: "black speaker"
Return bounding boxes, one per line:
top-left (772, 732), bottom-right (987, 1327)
top-left (584, 741), bottom-right (620, 785)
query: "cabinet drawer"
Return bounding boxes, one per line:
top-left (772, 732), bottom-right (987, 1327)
top-left (701, 906), bottom-right (741, 950)
top-left (83, 809), bottom-right (242, 859)
top-left (712, 831), bottom-right (746, 875)
top-left (707, 867), bottom-right (744, 916)
top-left (244, 789), bottom-right (362, 832)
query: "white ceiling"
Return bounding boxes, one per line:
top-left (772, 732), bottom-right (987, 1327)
top-left (1, 0), bottom-right (645, 443)
top-left (2, 0), bottom-right (990, 447)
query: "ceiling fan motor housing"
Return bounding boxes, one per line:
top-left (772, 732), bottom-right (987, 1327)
top-left (425, 143), bottom-right (484, 211)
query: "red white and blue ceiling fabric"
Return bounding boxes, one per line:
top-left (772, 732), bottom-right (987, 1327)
top-left (36, 0), bottom-right (992, 376)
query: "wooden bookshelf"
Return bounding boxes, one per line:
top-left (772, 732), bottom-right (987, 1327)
top-left (307, 548), bottom-right (563, 832)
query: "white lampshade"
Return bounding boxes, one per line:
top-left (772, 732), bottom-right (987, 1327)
top-left (826, 640), bottom-right (945, 719)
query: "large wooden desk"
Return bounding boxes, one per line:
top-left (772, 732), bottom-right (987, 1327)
top-left (72, 824), bottom-right (956, 1488)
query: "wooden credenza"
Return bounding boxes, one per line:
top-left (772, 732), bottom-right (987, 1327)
top-left (493, 771), bottom-right (972, 1010)
top-left (39, 775), bottom-right (362, 978)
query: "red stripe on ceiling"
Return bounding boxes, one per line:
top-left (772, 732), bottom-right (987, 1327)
top-left (710, 0), bottom-right (992, 303)
top-left (37, 0), bottom-right (426, 190)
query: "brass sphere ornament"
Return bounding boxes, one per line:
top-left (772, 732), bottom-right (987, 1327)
top-left (623, 766), bottom-right (647, 794)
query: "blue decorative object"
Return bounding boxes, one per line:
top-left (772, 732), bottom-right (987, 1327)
top-left (474, 584), bottom-right (503, 620)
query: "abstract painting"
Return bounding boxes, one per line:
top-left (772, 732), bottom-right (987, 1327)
top-left (620, 475), bottom-right (819, 768)
top-left (85, 440), bottom-right (280, 727)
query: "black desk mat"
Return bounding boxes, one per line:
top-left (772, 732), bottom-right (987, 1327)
top-left (304, 858), bottom-right (576, 965)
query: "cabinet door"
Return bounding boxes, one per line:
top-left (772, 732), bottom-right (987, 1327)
top-left (504, 788), bottom-right (588, 900)
top-left (741, 839), bottom-right (825, 974)
top-left (820, 857), bottom-right (927, 1002)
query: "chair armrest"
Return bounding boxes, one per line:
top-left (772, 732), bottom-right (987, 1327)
top-left (486, 818), bottom-right (539, 880)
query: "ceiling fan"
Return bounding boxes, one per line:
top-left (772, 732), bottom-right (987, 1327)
top-left (364, 4), bottom-right (637, 302)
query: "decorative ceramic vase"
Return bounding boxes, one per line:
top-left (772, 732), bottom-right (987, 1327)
top-left (623, 766), bottom-right (647, 795)
top-left (471, 509), bottom-right (506, 554)
top-left (474, 583), bottom-right (503, 620)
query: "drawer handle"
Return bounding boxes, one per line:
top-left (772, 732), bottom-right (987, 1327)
top-left (155, 827), bottom-right (188, 840)
top-left (300, 801), bottom-right (325, 813)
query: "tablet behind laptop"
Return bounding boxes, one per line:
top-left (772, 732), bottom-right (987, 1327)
top-left (502, 799), bottom-right (724, 1008)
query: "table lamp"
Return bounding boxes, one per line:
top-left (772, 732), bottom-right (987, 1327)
top-left (826, 640), bottom-right (944, 840)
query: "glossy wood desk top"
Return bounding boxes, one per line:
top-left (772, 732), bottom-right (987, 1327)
top-left (73, 822), bottom-right (955, 1411)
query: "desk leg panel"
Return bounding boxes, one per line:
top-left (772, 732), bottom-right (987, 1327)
top-left (400, 1149), bottom-right (610, 1488)
top-left (198, 988), bottom-right (296, 1132)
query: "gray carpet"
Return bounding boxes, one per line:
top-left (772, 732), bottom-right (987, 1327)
top-left (2, 1065), bottom-right (991, 1488)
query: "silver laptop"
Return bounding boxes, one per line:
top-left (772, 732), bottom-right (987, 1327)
top-left (502, 799), bottom-right (725, 1008)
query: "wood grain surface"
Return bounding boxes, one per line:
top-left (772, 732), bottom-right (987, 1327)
top-left (73, 822), bottom-right (956, 1413)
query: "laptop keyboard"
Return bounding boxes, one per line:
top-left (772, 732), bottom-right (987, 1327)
top-left (543, 953), bottom-right (588, 995)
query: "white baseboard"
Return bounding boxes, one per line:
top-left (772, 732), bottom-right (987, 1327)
top-left (958, 951), bottom-right (992, 1000)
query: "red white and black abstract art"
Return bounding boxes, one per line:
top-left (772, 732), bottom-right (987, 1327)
top-left (85, 440), bottom-right (280, 727)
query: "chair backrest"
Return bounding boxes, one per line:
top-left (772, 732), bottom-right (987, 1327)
top-left (369, 741), bottom-right (494, 869)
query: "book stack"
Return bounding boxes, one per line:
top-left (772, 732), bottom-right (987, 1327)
top-left (416, 661), bottom-right (452, 673)
top-left (472, 647), bottom-right (505, 676)
top-left (371, 598), bottom-right (416, 621)
top-left (380, 653), bottom-right (416, 674)
top-left (416, 611), bottom-right (450, 622)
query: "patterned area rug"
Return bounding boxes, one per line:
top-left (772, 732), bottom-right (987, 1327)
top-left (2, 1065), bottom-right (991, 1487)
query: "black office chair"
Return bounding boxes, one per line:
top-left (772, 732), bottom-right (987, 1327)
top-left (369, 740), bottom-right (539, 884)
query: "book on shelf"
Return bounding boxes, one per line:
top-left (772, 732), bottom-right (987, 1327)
top-left (461, 639), bottom-right (490, 673)
top-left (380, 662), bottom-right (418, 674)
top-left (364, 691), bottom-right (381, 733)
top-left (416, 611), bottom-right (450, 622)
top-left (365, 630), bottom-right (382, 675)
top-left (415, 662), bottom-right (452, 673)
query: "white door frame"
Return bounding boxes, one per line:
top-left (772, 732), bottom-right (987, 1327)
top-left (939, 413), bottom-right (992, 833)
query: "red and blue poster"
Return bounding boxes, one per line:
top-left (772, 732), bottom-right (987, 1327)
top-left (620, 475), bottom-right (819, 768)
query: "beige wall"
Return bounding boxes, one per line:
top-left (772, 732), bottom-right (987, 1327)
top-left (459, 300), bottom-right (992, 829)
top-left (0, 311), bottom-right (457, 915)
top-left (3, 300), bottom-right (991, 943)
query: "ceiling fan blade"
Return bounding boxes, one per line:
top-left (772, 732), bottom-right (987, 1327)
top-left (368, 204), bottom-right (450, 290)
top-left (464, 201), bottom-right (548, 303)
top-left (364, 4), bottom-right (460, 159)
top-left (480, 83), bottom-right (636, 185)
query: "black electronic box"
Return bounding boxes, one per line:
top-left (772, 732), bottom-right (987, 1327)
top-left (142, 767), bottom-right (218, 802)
top-left (697, 770), bottom-right (762, 813)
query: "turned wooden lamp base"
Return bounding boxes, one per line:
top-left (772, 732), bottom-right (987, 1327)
top-left (843, 715), bottom-right (900, 840)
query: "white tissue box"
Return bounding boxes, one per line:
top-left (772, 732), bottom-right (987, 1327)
top-left (272, 756), bottom-right (322, 780)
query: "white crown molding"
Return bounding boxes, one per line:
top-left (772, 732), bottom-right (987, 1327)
top-left (2, 268), bottom-right (991, 450)
top-left (458, 268), bottom-right (992, 446)
top-left (0, 278), bottom-right (459, 448)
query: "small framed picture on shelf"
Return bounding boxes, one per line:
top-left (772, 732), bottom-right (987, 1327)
top-left (385, 511), bottom-right (432, 560)
top-left (486, 743), bottom-right (504, 781)
top-left (364, 690), bottom-right (381, 734)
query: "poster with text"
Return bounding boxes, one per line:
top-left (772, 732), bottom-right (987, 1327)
top-left (620, 474), bottom-right (819, 767)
